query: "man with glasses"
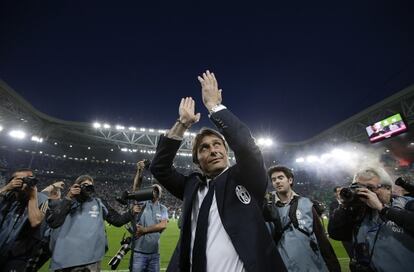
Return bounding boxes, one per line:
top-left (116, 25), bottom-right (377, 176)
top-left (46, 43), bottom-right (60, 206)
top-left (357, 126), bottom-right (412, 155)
top-left (328, 167), bottom-right (414, 272)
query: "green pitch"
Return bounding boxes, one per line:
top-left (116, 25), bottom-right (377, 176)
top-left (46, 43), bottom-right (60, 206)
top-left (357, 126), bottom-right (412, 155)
top-left (40, 219), bottom-right (350, 271)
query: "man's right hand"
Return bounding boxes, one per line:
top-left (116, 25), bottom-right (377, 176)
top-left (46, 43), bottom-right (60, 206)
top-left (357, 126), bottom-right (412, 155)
top-left (137, 160), bottom-right (146, 171)
top-left (67, 184), bottom-right (81, 199)
top-left (2, 178), bottom-right (23, 192)
top-left (178, 97), bottom-right (200, 127)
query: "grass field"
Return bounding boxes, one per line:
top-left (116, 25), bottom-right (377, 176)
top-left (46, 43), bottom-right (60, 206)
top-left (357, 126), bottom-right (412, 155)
top-left (40, 219), bottom-right (350, 271)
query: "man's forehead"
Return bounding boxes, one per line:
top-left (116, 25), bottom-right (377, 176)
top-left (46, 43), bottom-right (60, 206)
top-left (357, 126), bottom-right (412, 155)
top-left (271, 171), bottom-right (286, 178)
top-left (357, 176), bottom-right (380, 185)
top-left (200, 134), bottom-right (224, 144)
top-left (13, 170), bottom-right (33, 177)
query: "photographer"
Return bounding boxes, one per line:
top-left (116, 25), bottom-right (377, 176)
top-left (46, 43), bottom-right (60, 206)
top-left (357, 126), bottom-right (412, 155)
top-left (328, 167), bottom-right (414, 272)
top-left (265, 165), bottom-right (340, 272)
top-left (46, 175), bottom-right (136, 271)
top-left (0, 168), bottom-right (48, 271)
top-left (130, 184), bottom-right (168, 272)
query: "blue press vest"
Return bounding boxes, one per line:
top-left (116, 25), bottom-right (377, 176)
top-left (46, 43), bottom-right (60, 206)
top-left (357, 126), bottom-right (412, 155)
top-left (355, 196), bottom-right (414, 272)
top-left (277, 197), bottom-right (328, 272)
top-left (50, 198), bottom-right (108, 270)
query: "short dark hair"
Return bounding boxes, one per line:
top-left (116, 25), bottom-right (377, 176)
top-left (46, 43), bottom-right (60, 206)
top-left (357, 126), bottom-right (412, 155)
top-left (75, 175), bottom-right (94, 185)
top-left (9, 168), bottom-right (33, 178)
top-left (192, 128), bottom-right (229, 165)
top-left (267, 165), bottom-right (294, 181)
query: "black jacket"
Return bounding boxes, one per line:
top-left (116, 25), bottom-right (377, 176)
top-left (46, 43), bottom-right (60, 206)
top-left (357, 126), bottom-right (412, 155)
top-left (150, 109), bottom-right (286, 272)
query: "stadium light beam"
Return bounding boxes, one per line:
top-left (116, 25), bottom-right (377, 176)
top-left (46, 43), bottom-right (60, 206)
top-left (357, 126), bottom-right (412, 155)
top-left (306, 155), bottom-right (319, 163)
top-left (103, 123), bottom-right (111, 129)
top-left (295, 157), bottom-right (305, 163)
top-left (9, 130), bottom-right (26, 140)
top-left (115, 125), bottom-right (125, 130)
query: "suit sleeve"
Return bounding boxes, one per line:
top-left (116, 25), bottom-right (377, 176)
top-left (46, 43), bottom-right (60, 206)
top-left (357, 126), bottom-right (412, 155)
top-left (46, 198), bottom-right (73, 229)
top-left (150, 135), bottom-right (188, 200)
top-left (210, 109), bottom-right (267, 200)
top-left (312, 208), bottom-right (341, 272)
top-left (102, 199), bottom-right (134, 227)
top-left (327, 205), bottom-right (354, 241)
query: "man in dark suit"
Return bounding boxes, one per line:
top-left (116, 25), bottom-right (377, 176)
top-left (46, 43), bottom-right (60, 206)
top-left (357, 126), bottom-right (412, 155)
top-left (150, 70), bottom-right (286, 272)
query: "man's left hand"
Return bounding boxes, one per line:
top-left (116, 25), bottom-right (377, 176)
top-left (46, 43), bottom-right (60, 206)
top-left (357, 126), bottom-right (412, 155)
top-left (136, 224), bottom-right (147, 238)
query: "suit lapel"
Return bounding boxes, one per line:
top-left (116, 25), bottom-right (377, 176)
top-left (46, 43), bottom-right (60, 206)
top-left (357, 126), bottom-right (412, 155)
top-left (213, 169), bottom-right (229, 213)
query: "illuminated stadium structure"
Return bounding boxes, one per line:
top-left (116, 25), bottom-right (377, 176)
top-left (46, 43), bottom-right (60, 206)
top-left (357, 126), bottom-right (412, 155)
top-left (1, 79), bottom-right (413, 204)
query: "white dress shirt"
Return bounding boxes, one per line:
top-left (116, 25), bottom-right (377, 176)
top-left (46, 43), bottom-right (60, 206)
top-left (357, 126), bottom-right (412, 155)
top-left (189, 167), bottom-right (245, 272)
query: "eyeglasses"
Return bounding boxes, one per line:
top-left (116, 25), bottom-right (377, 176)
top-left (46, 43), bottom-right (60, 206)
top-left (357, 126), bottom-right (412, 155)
top-left (359, 184), bottom-right (391, 191)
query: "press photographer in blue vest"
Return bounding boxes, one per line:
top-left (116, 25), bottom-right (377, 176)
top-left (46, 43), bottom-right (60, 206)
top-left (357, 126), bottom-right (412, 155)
top-left (46, 175), bottom-right (137, 271)
top-left (328, 167), bottom-right (414, 272)
top-left (264, 165), bottom-right (340, 272)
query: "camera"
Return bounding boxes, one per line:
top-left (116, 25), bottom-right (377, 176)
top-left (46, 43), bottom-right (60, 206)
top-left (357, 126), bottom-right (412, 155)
top-left (116, 187), bottom-right (154, 205)
top-left (143, 159), bottom-right (151, 169)
top-left (395, 177), bottom-right (414, 195)
top-left (108, 234), bottom-right (131, 270)
top-left (21, 176), bottom-right (39, 187)
top-left (80, 183), bottom-right (95, 194)
top-left (340, 184), bottom-right (365, 207)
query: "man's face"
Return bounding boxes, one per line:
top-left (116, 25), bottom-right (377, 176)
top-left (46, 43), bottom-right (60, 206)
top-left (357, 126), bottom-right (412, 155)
top-left (197, 134), bottom-right (229, 177)
top-left (335, 187), bottom-right (342, 200)
top-left (12, 170), bottom-right (34, 191)
top-left (271, 171), bottom-right (293, 195)
top-left (356, 176), bottom-right (392, 204)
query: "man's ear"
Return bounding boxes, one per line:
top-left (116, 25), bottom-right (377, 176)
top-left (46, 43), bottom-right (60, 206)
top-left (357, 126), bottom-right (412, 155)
top-left (289, 178), bottom-right (293, 186)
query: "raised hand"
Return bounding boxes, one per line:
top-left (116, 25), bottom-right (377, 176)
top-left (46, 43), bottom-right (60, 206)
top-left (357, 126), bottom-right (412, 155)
top-left (178, 97), bottom-right (200, 128)
top-left (197, 70), bottom-right (222, 111)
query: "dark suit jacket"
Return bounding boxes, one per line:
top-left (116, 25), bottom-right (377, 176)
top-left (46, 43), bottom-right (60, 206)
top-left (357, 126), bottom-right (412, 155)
top-left (150, 109), bottom-right (286, 272)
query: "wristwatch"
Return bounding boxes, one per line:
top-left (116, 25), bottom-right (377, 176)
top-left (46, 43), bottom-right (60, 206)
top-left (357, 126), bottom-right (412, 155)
top-left (210, 104), bottom-right (227, 113)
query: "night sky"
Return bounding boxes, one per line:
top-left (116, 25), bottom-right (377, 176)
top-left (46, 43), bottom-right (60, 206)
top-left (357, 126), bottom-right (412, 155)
top-left (1, 1), bottom-right (413, 143)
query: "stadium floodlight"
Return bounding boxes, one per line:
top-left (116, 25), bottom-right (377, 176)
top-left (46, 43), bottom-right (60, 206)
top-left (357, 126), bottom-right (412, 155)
top-left (123, 160), bottom-right (126, 163)
top-left (103, 123), bottom-right (111, 129)
top-left (140, 128), bottom-right (146, 132)
top-left (110, 148), bottom-right (114, 151)
top-left (69, 145), bottom-right (73, 148)
top-left (31, 136), bottom-right (44, 143)
top-left (257, 137), bottom-right (274, 147)
top-left (105, 159), bottom-right (109, 162)
top-left (116, 125), bottom-right (125, 130)
top-left (148, 128), bottom-right (155, 132)
top-left (88, 147), bottom-right (91, 150)
top-left (295, 157), bottom-right (305, 163)
top-left (54, 142), bottom-right (58, 145)
top-left (158, 129), bottom-right (166, 134)
top-left (84, 157), bottom-right (88, 160)
top-left (190, 133), bottom-right (196, 137)
top-left (121, 148), bottom-right (128, 152)
top-left (129, 127), bottom-right (136, 131)
top-left (9, 130), bottom-right (26, 139)
top-left (63, 155), bottom-right (66, 158)
top-left (306, 155), bottom-right (319, 163)
top-left (184, 132), bottom-right (190, 136)
top-left (39, 151), bottom-right (43, 154)
top-left (93, 122), bottom-right (101, 129)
